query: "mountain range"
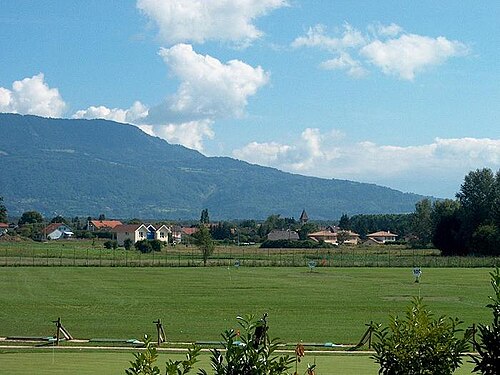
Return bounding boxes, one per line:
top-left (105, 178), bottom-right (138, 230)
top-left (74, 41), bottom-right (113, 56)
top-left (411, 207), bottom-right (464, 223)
top-left (0, 113), bottom-right (425, 220)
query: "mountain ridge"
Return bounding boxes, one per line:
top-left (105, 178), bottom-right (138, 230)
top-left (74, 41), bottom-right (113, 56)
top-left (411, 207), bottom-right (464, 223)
top-left (0, 113), bottom-right (425, 220)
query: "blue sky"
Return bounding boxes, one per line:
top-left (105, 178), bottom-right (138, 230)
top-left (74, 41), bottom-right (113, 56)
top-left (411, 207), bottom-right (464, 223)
top-left (1, 0), bottom-right (499, 198)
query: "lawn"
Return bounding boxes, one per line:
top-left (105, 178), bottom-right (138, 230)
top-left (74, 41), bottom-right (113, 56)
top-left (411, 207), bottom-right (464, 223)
top-left (0, 267), bottom-right (493, 344)
top-left (0, 350), bottom-right (477, 374)
top-left (1, 239), bottom-right (499, 268)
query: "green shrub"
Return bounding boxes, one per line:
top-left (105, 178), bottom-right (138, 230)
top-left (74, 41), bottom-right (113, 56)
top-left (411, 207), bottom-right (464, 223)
top-left (125, 315), bottom-right (294, 375)
top-left (371, 297), bottom-right (469, 375)
top-left (200, 314), bottom-right (293, 375)
top-left (470, 267), bottom-right (500, 374)
top-left (135, 239), bottom-right (153, 253)
top-left (125, 335), bottom-right (161, 375)
top-left (150, 239), bottom-right (163, 252)
top-left (103, 240), bottom-right (117, 249)
top-left (123, 238), bottom-right (133, 251)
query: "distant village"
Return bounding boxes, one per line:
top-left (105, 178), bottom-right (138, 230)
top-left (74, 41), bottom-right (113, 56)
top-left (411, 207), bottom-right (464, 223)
top-left (0, 208), bottom-right (400, 248)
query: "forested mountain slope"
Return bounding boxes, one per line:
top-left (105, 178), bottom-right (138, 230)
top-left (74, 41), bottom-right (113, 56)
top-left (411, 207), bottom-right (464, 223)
top-left (0, 114), bottom-right (425, 219)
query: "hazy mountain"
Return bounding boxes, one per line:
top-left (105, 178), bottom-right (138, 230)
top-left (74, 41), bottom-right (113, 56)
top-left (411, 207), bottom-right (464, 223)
top-left (0, 113), bottom-right (425, 220)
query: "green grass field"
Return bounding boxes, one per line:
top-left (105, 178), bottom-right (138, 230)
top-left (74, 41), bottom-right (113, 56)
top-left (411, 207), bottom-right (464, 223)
top-left (0, 350), bottom-right (477, 374)
top-left (0, 267), bottom-right (493, 344)
top-left (1, 239), bottom-right (499, 268)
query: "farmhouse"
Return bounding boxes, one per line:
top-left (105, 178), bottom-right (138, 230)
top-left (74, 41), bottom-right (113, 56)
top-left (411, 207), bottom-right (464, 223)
top-left (113, 223), bottom-right (172, 246)
top-left (364, 231), bottom-right (398, 245)
top-left (308, 226), bottom-right (360, 245)
top-left (44, 223), bottom-right (74, 240)
top-left (0, 222), bottom-right (8, 236)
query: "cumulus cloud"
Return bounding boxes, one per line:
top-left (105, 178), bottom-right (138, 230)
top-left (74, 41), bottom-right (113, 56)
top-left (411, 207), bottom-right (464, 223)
top-left (137, 0), bottom-right (288, 46)
top-left (233, 131), bottom-right (500, 196)
top-left (292, 23), bottom-right (469, 80)
top-left (146, 43), bottom-right (270, 123)
top-left (292, 23), bottom-right (366, 51)
top-left (73, 101), bottom-right (149, 124)
top-left (139, 120), bottom-right (215, 152)
top-left (361, 34), bottom-right (469, 80)
top-left (72, 45), bottom-right (268, 152)
top-left (233, 141), bottom-right (292, 164)
top-left (320, 52), bottom-right (368, 78)
top-left (0, 73), bottom-right (66, 117)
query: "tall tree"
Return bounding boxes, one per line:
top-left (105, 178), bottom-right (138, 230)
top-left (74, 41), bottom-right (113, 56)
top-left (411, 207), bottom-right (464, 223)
top-left (196, 225), bottom-right (215, 266)
top-left (0, 196), bottom-right (7, 223)
top-left (456, 168), bottom-right (497, 239)
top-left (18, 211), bottom-right (44, 225)
top-left (431, 199), bottom-right (465, 256)
top-left (200, 209), bottom-right (210, 224)
top-left (50, 215), bottom-right (68, 224)
top-left (338, 213), bottom-right (350, 230)
top-left (411, 198), bottom-right (433, 247)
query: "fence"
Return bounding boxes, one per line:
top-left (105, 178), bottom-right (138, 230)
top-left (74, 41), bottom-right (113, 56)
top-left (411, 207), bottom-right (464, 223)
top-left (0, 240), bottom-right (499, 268)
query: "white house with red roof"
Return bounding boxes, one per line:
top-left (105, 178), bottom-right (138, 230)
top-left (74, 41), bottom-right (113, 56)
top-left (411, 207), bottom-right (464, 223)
top-left (0, 222), bottom-right (8, 236)
top-left (365, 231), bottom-right (398, 245)
top-left (44, 223), bottom-right (74, 240)
top-left (308, 226), bottom-right (360, 245)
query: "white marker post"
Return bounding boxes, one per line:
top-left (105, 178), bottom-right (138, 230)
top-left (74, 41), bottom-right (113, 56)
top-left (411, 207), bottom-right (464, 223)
top-left (413, 267), bottom-right (422, 283)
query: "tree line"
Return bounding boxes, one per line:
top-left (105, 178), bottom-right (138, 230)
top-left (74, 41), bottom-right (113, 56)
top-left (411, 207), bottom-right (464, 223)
top-left (2, 168), bottom-right (499, 256)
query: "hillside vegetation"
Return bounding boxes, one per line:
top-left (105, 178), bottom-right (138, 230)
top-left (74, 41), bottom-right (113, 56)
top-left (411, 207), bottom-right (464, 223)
top-left (0, 113), bottom-right (424, 219)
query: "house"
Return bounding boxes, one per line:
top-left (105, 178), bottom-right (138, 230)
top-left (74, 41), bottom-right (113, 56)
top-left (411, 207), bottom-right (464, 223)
top-left (267, 229), bottom-right (299, 241)
top-left (146, 224), bottom-right (171, 242)
top-left (113, 224), bottom-right (149, 246)
top-left (0, 222), bottom-right (8, 236)
top-left (88, 220), bottom-right (123, 231)
top-left (113, 224), bottom-right (172, 246)
top-left (308, 226), bottom-right (360, 245)
top-left (365, 231), bottom-right (398, 245)
top-left (44, 223), bottom-right (74, 240)
top-left (308, 229), bottom-right (338, 244)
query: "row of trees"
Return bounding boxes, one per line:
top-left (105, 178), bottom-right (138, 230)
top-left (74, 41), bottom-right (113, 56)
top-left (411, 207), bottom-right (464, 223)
top-left (411, 168), bottom-right (500, 255)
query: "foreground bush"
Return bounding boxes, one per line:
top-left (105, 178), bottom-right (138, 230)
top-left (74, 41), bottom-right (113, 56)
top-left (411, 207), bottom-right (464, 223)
top-left (200, 314), bottom-right (293, 375)
top-left (470, 267), bottom-right (500, 374)
top-left (126, 314), bottom-right (294, 375)
top-left (371, 297), bottom-right (469, 375)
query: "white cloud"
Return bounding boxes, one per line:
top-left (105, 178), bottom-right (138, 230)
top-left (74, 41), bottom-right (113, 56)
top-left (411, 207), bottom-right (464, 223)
top-left (320, 52), bottom-right (367, 78)
top-left (146, 43), bottom-right (269, 123)
top-left (369, 22), bottom-right (404, 37)
top-left (137, 0), bottom-right (288, 45)
top-left (73, 101), bottom-right (148, 124)
top-left (233, 141), bottom-right (292, 164)
top-left (0, 73), bottom-right (66, 117)
top-left (361, 34), bottom-right (469, 80)
top-left (233, 130), bottom-right (500, 196)
top-left (139, 120), bottom-right (215, 152)
top-left (291, 23), bottom-right (366, 51)
top-left (293, 23), bottom-right (469, 80)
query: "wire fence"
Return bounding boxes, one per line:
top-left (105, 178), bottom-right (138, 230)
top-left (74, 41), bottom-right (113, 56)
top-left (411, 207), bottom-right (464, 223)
top-left (0, 240), bottom-right (499, 268)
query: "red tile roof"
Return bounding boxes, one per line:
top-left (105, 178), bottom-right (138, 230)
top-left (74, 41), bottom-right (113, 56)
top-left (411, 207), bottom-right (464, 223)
top-left (43, 223), bottom-right (71, 234)
top-left (90, 220), bottom-right (123, 229)
top-left (0, 223), bottom-right (9, 229)
top-left (367, 231), bottom-right (398, 237)
top-left (182, 227), bottom-right (198, 235)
